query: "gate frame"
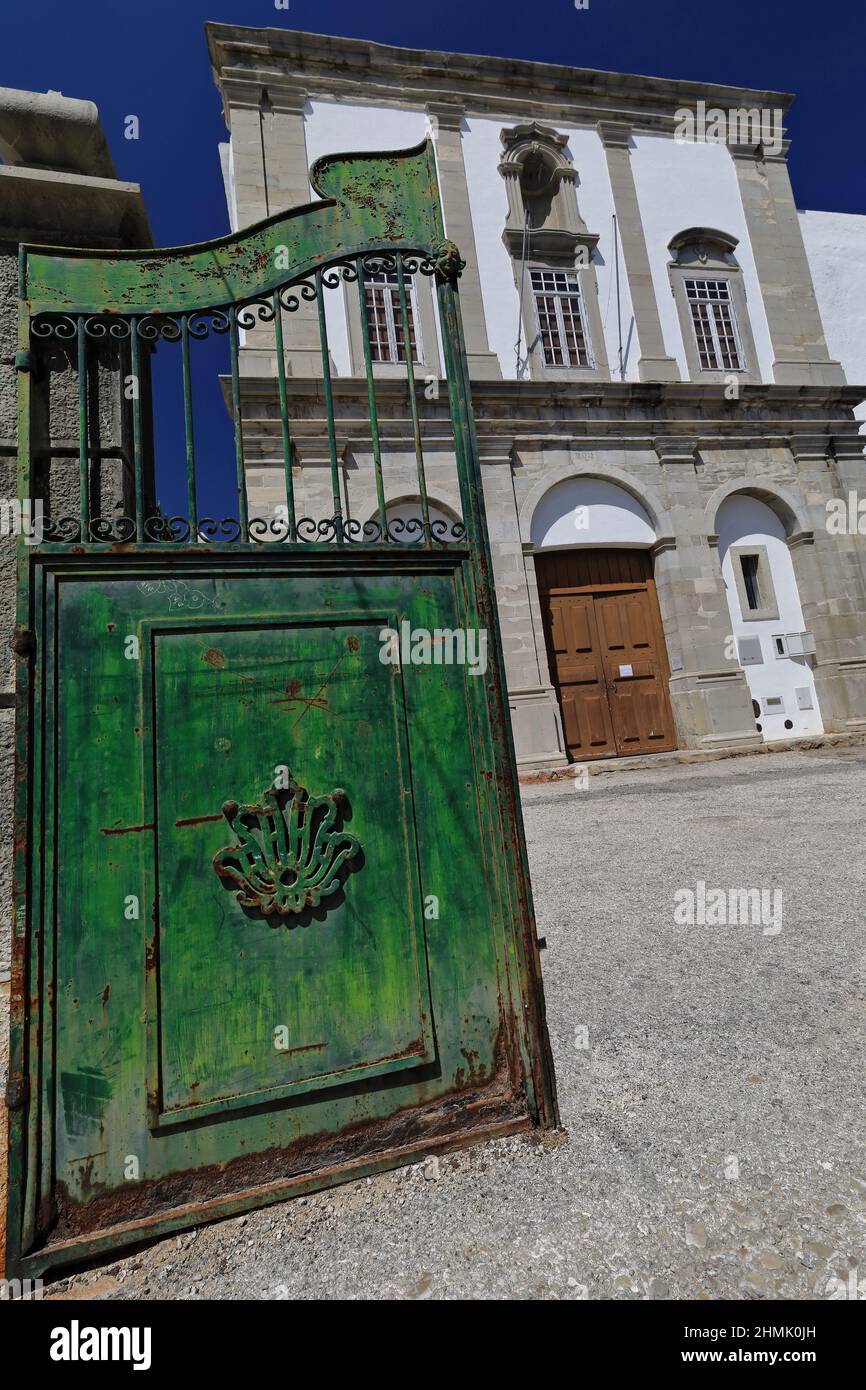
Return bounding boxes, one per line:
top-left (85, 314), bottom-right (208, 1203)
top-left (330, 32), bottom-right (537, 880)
top-left (5, 140), bottom-right (558, 1278)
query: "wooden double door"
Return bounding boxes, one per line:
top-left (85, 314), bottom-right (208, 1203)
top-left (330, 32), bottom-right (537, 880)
top-left (537, 549), bottom-right (677, 761)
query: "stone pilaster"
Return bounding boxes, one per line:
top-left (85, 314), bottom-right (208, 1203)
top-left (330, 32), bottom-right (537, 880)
top-left (481, 450), bottom-right (564, 766)
top-left (654, 438), bottom-right (761, 748)
top-left (223, 80), bottom-right (269, 227)
top-left (226, 79), bottom-right (324, 377)
top-left (597, 121), bottom-right (680, 383)
top-left (731, 141), bottom-right (845, 386)
top-left (426, 101), bottom-right (501, 380)
top-left (788, 432), bottom-right (866, 728)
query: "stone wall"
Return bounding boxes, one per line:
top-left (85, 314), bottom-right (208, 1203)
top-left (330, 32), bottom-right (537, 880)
top-left (238, 371), bottom-right (866, 768)
top-left (0, 86), bottom-right (151, 1271)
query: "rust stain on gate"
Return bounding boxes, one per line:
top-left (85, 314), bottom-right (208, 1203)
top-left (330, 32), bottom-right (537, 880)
top-left (5, 137), bottom-right (558, 1279)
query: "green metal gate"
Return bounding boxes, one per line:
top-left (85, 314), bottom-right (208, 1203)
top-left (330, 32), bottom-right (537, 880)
top-left (5, 140), bottom-right (557, 1277)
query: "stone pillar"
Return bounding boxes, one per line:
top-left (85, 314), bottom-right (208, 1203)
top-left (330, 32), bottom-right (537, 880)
top-left (224, 80), bottom-right (270, 226)
top-left (225, 79), bottom-right (323, 377)
top-left (0, 82), bottom-right (152, 1273)
top-left (481, 446), bottom-right (564, 768)
top-left (787, 432), bottom-right (866, 728)
top-left (597, 121), bottom-right (680, 383)
top-left (426, 101), bottom-right (501, 380)
top-left (653, 438), bottom-right (761, 748)
top-left (731, 142), bottom-right (845, 386)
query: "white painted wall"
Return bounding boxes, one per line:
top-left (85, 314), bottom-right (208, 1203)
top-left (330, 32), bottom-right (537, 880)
top-left (461, 115), bottom-right (521, 380)
top-left (218, 141), bottom-right (238, 232)
top-left (630, 133), bottom-right (774, 381)
top-left (531, 477), bottom-right (656, 550)
top-left (800, 209), bottom-right (866, 421)
top-left (304, 98), bottom-right (429, 170)
top-left (717, 494), bottom-right (822, 738)
top-left (303, 100), bottom-right (431, 378)
top-left (462, 118), bottom-right (639, 380)
top-left (227, 96), bottom-right (784, 386)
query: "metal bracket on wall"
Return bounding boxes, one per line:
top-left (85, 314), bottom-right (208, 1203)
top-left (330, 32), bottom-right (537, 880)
top-left (13, 349), bottom-right (39, 378)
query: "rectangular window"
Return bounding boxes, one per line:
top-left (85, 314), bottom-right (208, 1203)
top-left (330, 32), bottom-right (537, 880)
top-left (363, 269), bottom-right (420, 364)
top-left (740, 553), bottom-right (762, 611)
top-left (684, 278), bottom-right (743, 371)
top-left (530, 269), bottom-right (590, 368)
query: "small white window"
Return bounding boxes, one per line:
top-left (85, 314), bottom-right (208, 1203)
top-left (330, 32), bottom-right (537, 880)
top-left (772, 634), bottom-right (788, 658)
top-left (364, 269), bottom-right (421, 364)
top-left (739, 553), bottom-right (763, 611)
top-left (530, 269), bottom-right (591, 368)
top-left (684, 278), bottom-right (743, 371)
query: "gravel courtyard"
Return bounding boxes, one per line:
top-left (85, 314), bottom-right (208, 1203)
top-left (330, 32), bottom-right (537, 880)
top-left (51, 746), bottom-right (866, 1301)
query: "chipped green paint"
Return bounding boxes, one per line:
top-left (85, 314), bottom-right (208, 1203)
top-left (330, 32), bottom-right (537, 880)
top-left (21, 142), bottom-right (444, 315)
top-left (6, 139), bottom-right (558, 1279)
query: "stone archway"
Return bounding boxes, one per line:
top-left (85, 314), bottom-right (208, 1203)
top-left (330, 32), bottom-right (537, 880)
top-left (529, 476), bottom-right (678, 760)
top-left (715, 491), bottom-right (823, 740)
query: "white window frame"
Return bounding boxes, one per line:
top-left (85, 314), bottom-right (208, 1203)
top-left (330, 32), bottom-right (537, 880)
top-left (530, 268), bottom-right (593, 369)
top-left (363, 269), bottom-right (422, 365)
top-left (684, 277), bottom-right (745, 372)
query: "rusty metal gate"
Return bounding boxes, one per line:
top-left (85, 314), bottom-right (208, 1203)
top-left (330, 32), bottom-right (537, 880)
top-left (5, 140), bottom-right (557, 1278)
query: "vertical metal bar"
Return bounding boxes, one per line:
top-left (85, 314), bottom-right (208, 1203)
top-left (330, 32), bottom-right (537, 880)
top-left (129, 315), bottom-right (144, 542)
top-left (355, 260), bottom-right (387, 538)
top-left (180, 315), bottom-right (197, 534)
top-left (76, 315), bottom-right (88, 534)
top-left (228, 304), bottom-right (248, 535)
top-left (272, 292), bottom-right (296, 541)
top-left (11, 293), bottom-right (38, 1255)
top-left (315, 269), bottom-right (343, 542)
top-left (438, 273), bottom-right (558, 1128)
top-left (396, 259), bottom-right (430, 544)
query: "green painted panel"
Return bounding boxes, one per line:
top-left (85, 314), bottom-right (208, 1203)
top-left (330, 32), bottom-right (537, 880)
top-left (44, 556), bottom-right (519, 1243)
top-left (152, 619), bottom-right (434, 1119)
top-left (22, 142), bottom-right (444, 315)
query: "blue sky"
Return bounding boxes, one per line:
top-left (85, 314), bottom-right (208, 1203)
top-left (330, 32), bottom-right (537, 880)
top-left (3, 0), bottom-right (862, 519)
top-left (3, 0), bottom-right (863, 247)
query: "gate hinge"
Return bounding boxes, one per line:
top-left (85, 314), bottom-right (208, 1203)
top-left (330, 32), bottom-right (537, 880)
top-left (14, 350), bottom-right (36, 374)
top-left (4, 1075), bottom-right (28, 1111)
top-left (9, 628), bottom-right (35, 657)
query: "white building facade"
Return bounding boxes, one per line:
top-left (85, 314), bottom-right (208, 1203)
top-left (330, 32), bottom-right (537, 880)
top-left (208, 23), bottom-right (866, 770)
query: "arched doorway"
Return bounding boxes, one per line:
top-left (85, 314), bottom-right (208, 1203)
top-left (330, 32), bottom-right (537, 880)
top-left (532, 478), bottom-right (677, 760)
top-left (716, 493), bottom-right (823, 739)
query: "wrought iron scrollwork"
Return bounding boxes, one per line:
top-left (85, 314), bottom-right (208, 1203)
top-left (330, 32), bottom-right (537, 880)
top-left (88, 515), bottom-right (137, 542)
top-left (29, 243), bottom-right (469, 554)
top-left (236, 299), bottom-right (277, 330)
top-left (277, 279), bottom-right (319, 314)
top-left (36, 511), bottom-right (466, 547)
top-left (83, 316), bottom-right (134, 341)
top-left (42, 515), bottom-right (83, 542)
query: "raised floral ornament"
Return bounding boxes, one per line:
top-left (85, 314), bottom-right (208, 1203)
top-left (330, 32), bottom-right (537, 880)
top-left (213, 777), bottom-right (361, 918)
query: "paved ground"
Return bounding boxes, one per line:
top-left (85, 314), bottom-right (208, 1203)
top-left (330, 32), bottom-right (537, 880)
top-left (50, 746), bottom-right (866, 1301)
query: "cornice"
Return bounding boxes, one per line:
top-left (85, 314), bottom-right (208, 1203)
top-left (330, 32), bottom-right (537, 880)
top-left (729, 137), bottom-right (792, 163)
top-left (236, 375), bottom-right (866, 414)
top-left (235, 377), bottom-right (865, 447)
top-left (206, 24), bottom-right (794, 134)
